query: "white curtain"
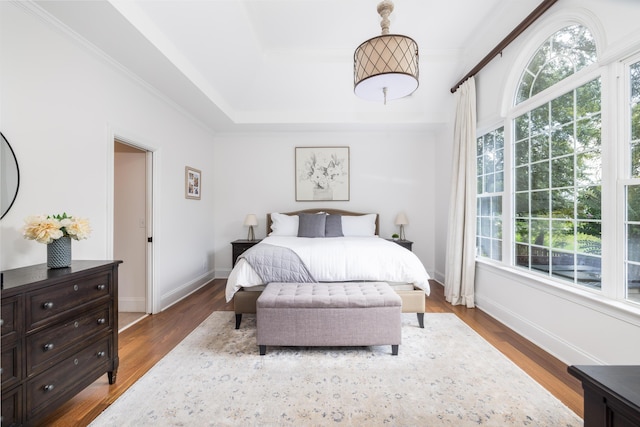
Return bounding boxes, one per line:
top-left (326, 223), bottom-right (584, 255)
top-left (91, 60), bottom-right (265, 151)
top-left (444, 77), bottom-right (477, 308)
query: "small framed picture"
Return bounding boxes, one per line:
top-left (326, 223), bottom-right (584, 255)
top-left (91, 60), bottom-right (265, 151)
top-left (185, 166), bottom-right (201, 200)
top-left (295, 146), bottom-right (349, 201)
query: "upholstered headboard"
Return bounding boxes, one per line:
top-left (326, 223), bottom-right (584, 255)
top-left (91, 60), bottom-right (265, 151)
top-left (266, 209), bottom-right (380, 236)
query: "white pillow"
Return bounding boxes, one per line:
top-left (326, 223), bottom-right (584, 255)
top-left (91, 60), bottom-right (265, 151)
top-left (341, 214), bottom-right (376, 236)
top-left (269, 212), bottom-right (299, 236)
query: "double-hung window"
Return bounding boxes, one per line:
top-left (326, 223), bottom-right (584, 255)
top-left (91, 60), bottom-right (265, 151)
top-left (625, 59), bottom-right (640, 304)
top-left (476, 128), bottom-right (504, 261)
top-left (513, 81), bottom-right (602, 287)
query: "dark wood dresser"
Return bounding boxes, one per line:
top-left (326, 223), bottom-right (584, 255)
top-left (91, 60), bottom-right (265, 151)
top-left (569, 365), bottom-right (640, 427)
top-left (1, 260), bottom-right (121, 426)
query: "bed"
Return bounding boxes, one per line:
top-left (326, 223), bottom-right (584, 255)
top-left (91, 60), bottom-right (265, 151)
top-left (226, 209), bottom-right (430, 328)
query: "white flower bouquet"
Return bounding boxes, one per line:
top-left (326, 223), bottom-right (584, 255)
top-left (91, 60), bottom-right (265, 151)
top-left (23, 213), bottom-right (91, 244)
top-left (301, 152), bottom-right (346, 190)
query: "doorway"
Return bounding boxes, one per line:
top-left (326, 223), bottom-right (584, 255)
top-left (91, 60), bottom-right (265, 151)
top-left (114, 140), bottom-right (152, 330)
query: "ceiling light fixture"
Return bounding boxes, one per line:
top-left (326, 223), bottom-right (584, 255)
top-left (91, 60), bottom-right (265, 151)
top-left (354, 0), bottom-right (419, 104)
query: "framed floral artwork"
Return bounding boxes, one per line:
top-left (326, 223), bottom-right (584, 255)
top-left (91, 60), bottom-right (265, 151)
top-left (295, 146), bottom-right (349, 201)
top-left (185, 166), bottom-right (201, 200)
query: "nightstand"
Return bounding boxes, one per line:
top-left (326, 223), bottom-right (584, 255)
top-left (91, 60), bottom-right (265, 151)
top-left (231, 239), bottom-right (262, 266)
top-left (386, 239), bottom-right (413, 251)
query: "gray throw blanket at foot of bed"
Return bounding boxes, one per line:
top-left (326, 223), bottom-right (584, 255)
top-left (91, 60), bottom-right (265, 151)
top-left (239, 243), bottom-right (317, 283)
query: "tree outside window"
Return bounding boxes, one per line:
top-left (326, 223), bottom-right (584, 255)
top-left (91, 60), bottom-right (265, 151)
top-left (476, 128), bottom-right (504, 261)
top-left (625, 60), bottom-right (640, 304)
top-left (512, 25), bottom-right (602, 289)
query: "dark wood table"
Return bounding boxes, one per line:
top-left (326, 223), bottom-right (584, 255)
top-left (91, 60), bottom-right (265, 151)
top-left (568, 365), bottom-right (640, 427)
top-left (231, 239), bottom-right (262, 266)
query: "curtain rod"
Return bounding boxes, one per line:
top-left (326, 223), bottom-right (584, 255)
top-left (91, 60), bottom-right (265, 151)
top-left (450, 0), bottom-right (559, 94)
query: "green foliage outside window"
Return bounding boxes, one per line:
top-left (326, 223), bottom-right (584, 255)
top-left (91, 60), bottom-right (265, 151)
top-left (513, 25), bottom-right (601, 288)
top-left (476, 128), bottom-right (504, 261)
top-left (630, 62), bottom-right (640, 176)
top-left (516, 25), bottom-right (597, 104)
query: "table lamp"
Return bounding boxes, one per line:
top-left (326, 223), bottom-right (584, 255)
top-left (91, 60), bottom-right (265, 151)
top-left (395, 212), bottom-right (408, 240)
top-left (244, 214), bottom-right (258, 241)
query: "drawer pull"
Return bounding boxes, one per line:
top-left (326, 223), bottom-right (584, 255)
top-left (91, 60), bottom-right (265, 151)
top-left (97, 284), bottom-right (106, 291)
top-left (97, 351), bottom-right (106, 358)
top-left (73, 284), bottom-right (79, 291)
top-left (97, 318), bottom-right (106, 325)
top-left (42, 301), bottom-right (54, 310)
top-left (43, 343), bottom-right (54, 351)
top-left (43, 384), bottom-right (54, 392)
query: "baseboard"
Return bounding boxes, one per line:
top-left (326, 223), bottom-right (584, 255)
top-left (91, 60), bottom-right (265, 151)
top-left (119, 297), bottom-right (145, 312)
top-left (160, 271), bottom-right (216, 311)
top-left (216, 268), bottom-right (232, 279)
top-left (475, 294), bottom-right (602, 365)
top-left (432, 269), bottom-right (445, 284)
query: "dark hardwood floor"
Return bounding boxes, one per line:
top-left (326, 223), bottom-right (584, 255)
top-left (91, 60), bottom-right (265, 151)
top-left (39, 279), bottom-right (583, 426)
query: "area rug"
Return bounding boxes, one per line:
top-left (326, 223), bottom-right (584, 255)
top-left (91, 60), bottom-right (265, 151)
top-left (90, 312), bottom-right (581, 426)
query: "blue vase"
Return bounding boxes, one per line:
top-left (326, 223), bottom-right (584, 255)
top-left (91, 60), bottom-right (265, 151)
top-left (47, 236), bottom-right (71, 268)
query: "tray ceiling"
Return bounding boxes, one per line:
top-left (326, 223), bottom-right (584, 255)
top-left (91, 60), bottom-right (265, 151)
top-left (34, 0), bottom-right (544, 133)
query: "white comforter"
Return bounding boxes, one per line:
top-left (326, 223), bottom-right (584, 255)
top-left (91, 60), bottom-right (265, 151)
top-left (225, 236), bottom-right (431, 302)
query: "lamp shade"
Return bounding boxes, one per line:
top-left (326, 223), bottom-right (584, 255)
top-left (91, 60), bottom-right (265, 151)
top-left (354, 0), bottom-right (419, 103)
top-left (244, 214), bottom-right (258, 227)
top-left (354, 35), bottom-right (419, 102)
top-left (395, 212), bottom-right (408, 225)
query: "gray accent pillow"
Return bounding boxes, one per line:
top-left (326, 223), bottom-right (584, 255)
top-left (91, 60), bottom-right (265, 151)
top-left (325, 214), bottom-right (343, 237)
top-left (297, 213), bottom-right (326, 237)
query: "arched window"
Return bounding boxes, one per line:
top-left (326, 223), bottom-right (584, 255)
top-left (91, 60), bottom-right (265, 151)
top-left (516, 25), bottom-right (597, 104)
top-left (511, 25), bottom-right (602, 289)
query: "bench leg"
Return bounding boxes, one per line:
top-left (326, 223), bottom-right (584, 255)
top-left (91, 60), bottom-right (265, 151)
top-left (259, 345), bottom-right (266, 355)
top-left (392, 345), bottom-right (398, 356)
top-left (417, 313), bottom-right (424, 328)
top-left (235, 314), bottom-right (242, 329)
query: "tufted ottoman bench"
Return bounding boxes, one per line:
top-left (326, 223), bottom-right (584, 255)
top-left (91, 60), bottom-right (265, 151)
top-left (256, 282), bottom-right (402, 355)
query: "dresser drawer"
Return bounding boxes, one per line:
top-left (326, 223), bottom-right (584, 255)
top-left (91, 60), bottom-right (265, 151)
top-left (26, 335), bottom-right (112, 420)
top-left (1, 339), bottom-right (22, 389)
top-left (27, 272), bottom-right (111, 329)
top-left (1, 295), bottom-right (21, 337)
top-left (1, 384), bottom-right (22, 427)
top-left (26, 305), bottom-right (111, 375)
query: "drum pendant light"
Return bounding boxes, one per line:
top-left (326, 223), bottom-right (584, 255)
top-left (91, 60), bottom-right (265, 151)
top-left (354, 0), bottom-right (419, 104)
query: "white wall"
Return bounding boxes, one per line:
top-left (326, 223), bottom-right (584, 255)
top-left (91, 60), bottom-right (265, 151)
top-left (432, 124), bottom-right (455, 283)
top-left (0, 3), bottom-right (216, 312)
top-left (212, 131), bottom-right (438, 280)
top-left (440, 0), bottom-right (640, 364)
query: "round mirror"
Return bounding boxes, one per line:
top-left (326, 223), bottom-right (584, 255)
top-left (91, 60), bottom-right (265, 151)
top-left (1, 132), bottom-right (20, 219)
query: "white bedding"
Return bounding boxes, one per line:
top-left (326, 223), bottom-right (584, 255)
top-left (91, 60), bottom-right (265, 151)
top-left (225, 236), bottom-right (431, 302)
